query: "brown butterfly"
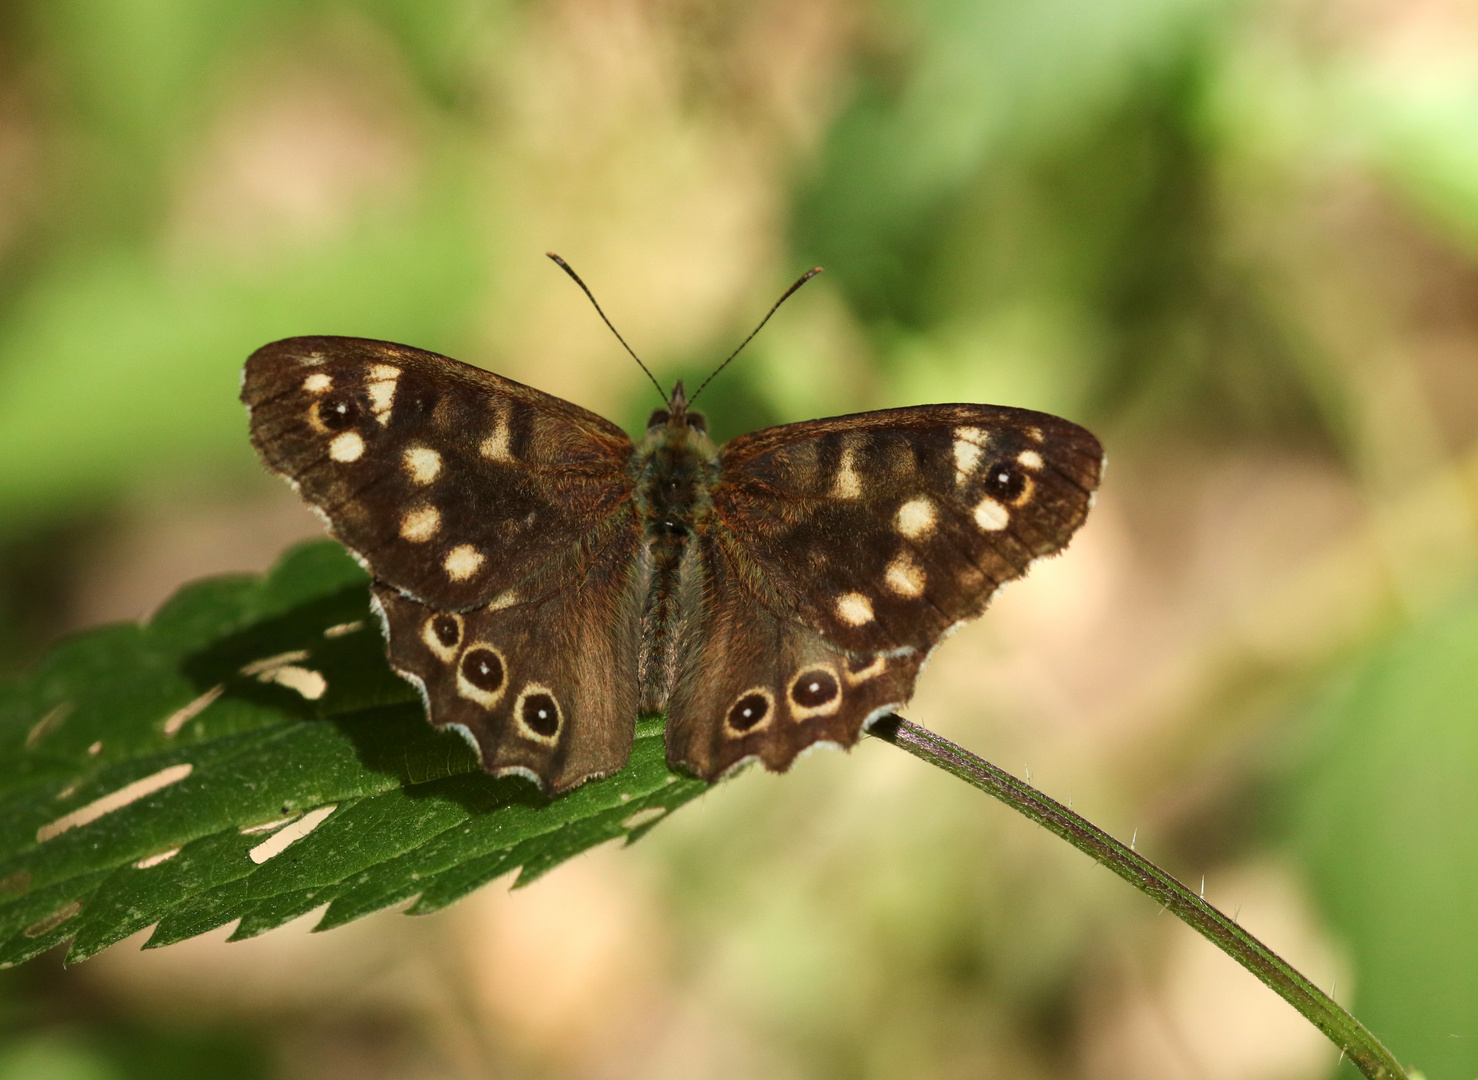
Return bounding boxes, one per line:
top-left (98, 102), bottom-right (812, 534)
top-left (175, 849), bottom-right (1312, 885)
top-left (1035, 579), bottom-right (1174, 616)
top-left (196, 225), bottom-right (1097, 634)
top-left (241, 262), bottom-right (1102, 793)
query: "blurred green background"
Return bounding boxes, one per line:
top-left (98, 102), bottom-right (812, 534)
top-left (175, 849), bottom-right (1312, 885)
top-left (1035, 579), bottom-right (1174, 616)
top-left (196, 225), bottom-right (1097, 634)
top-left (2, 0), bottom-right (1478, 1077)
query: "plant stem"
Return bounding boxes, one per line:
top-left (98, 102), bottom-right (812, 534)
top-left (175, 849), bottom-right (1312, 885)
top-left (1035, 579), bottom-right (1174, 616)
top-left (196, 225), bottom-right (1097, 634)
top-left (867, 714), bottom-right (1407, 1080)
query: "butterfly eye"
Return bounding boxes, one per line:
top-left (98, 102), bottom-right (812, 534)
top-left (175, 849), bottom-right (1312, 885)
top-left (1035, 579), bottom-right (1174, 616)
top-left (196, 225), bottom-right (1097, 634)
top-left (646, 409), bottom-right (670, 430)
top-left (432, 614), bottom-right (460, 649)
top-left (520, 693), bottom-right (560, 737)
top-left (988, 463), bottom-right (1027, 502)
top-left (790, 670), bottom-right (839, 708)
top-left (686, 412), bottom-right (707, 433)
top-left (421, 612), bottom-right (464, 661)
top-left (513, 683), bottom-right (563, 745)
top-left (316, 394), bottom-right (361, 432)
top-left (726, 691), bottom-right (772, 733)
top-left (788, 666), bottom-right (843, 719)
top-left (460, 647), bottom-right (505, 693)
top-left (453, 643), bottom-right (509, 709)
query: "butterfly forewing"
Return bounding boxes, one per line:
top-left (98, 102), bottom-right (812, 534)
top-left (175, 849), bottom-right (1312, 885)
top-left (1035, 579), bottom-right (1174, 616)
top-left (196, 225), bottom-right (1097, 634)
top-left (243, 336), bottom-right (636, 610)
top-left (709, 405), bottom-right (1102, 656)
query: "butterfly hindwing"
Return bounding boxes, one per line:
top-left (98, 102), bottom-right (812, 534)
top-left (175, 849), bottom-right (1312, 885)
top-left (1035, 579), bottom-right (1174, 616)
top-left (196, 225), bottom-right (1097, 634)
top-left (243, 336), bottom-right (636, 610)
top-left (708, 405), bottom-right (1103, 657)
top-left (371, 522), bottom-right (645, 792)
top-left (664, 532), bottom-right (924, 779)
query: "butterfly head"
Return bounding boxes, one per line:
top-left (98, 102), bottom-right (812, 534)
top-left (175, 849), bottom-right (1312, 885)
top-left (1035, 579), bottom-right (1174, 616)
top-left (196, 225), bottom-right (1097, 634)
top-left (646, 380), bottom-right (707, 435)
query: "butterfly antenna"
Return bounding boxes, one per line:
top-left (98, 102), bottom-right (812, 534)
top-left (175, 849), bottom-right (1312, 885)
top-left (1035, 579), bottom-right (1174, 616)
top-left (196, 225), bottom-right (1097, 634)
top-left (689, 267), bottom-right (822, 406)
top-left (546, 252), bottom-right (668, 405)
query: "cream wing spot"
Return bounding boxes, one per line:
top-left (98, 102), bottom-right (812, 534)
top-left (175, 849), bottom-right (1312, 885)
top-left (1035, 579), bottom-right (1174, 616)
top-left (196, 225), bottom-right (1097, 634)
top-left (885, 551), bottom-right (926, 597)
top-left (486, 591), bottom-right (518, 612)
top-left (974, 495), bottom-right (1010, 531)
top-left (481, 409), bottom-right (513, 461)
top-left (844, 655), bottom-right (887, 685)
top-left (836, 592), bottom-right (874, 626)
top-left (302, 373), bottom-right (332, 393)
top-left (329, 431), bottom-right (365, 462)
top-left (895, 497), bottom-right (937, 541)
top-left (403, 446), bottom-right (442, 484)
top-left (958, 565), bottom-right (987, 589)
top-left (444, 544), bottom-right (485, 581)
top-left (831, 446), bottom-right (862, 499)
top-left (400, 506), bottom-right (440, 542)
top-left (1017, 449), bottom-right (1043, 470)
top-left (366, 364), bottom-right (400, 424)
top-left (953, 427), bottom-right (985, 484)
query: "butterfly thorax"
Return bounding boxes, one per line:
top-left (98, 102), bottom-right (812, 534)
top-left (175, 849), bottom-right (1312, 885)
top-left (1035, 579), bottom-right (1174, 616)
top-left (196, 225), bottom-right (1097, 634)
top-left (631, 385), bottom-right (717, 712)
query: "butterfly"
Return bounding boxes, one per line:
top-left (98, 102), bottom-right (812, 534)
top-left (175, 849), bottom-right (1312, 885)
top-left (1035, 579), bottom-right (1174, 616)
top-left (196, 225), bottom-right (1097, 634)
top-left (241, 265), bottom-right (1103, 793)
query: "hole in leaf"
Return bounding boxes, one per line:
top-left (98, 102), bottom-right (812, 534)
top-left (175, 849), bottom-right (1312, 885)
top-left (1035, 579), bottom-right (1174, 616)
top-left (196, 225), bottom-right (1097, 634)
top-left (162, 685), bottom-right (223, 736)
top-left (248, 804), bottom-right (337, 864)
top-left (240, 813), bottom-right (300, 835)
top-left (0, 871), bottom-right (31, 896)
top-left (239, 650), bottom-right (310, 676)
top-left (37, 764), bottom-right (194, 842)
top-left (25, 901), bottom-right (81, 937)
top-left (622, 806), bottom-right (667, 830)
top-left (261, 666), bottom-right (327, 700)
top-left (25, 703), bottom-right (71, 749)
top-left (135, 848), bottom-right (181, 869)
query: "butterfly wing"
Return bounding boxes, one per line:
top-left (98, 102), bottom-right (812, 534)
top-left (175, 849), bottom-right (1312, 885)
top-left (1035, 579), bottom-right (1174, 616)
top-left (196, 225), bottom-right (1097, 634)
top-left (664, 531), bottom-right (925, 779)
top-left (371, 520), bottom-right (644, 792)
top-left (243, 336), bottom-right (636, 609)
top-left (666, 404), bottom-right (1102, 780)
top-left (244, 336), bottom-right (645, 791)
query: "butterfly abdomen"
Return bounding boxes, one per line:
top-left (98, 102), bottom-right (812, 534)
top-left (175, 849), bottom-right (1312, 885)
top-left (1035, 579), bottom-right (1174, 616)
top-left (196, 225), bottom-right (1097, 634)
top-left (632, 421), bottom-right (718, 713)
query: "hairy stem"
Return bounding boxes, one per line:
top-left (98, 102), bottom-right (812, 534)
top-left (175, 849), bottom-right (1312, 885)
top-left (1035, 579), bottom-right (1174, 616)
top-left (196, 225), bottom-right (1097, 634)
top-left (867, 715), bottom-right (1406, 1080)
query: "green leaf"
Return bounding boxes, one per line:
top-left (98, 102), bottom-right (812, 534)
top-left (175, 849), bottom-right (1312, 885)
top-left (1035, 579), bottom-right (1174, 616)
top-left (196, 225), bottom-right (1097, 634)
top-left (794, 0), bottom-right (1220, 326)
top-left (0, 541), bottom-right (707, 968)
top-left (0, 191), bottom-right (486, 526)
top-left (1293, 590), bottom-right (1478, 1076)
